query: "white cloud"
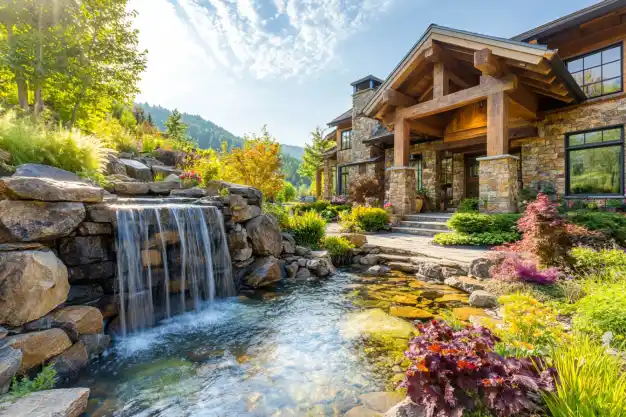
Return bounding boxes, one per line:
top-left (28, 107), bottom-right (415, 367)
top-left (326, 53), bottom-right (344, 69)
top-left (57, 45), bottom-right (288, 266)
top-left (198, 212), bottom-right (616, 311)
top-left (136, 0), bottom-right (395, 80)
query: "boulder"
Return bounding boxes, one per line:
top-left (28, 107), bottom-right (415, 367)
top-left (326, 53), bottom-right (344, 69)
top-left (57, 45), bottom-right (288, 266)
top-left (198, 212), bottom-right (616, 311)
top-left (0, 344), bottom-right (22, 394)
top-left (0, 388), bottom-right (90, 417)
top-left (51, 306), bottom-right (104, 335)
top-left (153, 149), bottom-right (182, 166)
top-left (14, 164), bottom-right (84, 182)
top-left (226, 194), bottom-right (261, 223)
top-left (360, 254), bottom-right (379, 266)
top-left (0, 326), bottom-right (6, 339)
top-left (444, 276), bottom-right (486, 293)
top-left (79, 334), bottom-right (111, 358)
top-left (119, 159), bottom-right (152, 181)
top-left (66, 285), bottom-right (105, 305)
top-left (86, 203), bottom-right (115, 223)
top-left (281, 233), bottom-right (296, 255)
top-left (5, 329), bottom-right (72, 372)
top-left (148, 181), bottom-right (181, 195)
top-left (243, 256), bottom-right (281, 288)
top-left (341, 308), bottom-right (416, 341)
top-left (0, 250), bottom-right (69, 327)
top-left (360, 392), bottom-right (405, 414)
top-left (206, 181), bottom-right (263, 203)
top-left (170, 187), bottom-right (209, 198)
top-left (77, 222), bottom-right (112, 236)
top-left (285, 262), bottom-right (299, 278)
top-left (245, 214), bottom-right (282, 257)
top-left (104, 155), bottom-right (127, 176)
top-left (388, 262), bottom-right (417, 273)
top-left (227, 225), bottom-right (253, 262)
top-left (365, 265), bottom-right (391, 276)
top-left (341, 233), bottom-right (367, 248)
top-left (164, 173), bottom-right (181, 182)
top-left (345, 406), bottom-right (382, 417)
top-left (295, 267), bottom-right (311, 279)
top-left (389, 306), bottom-right (434, 320)
top-left (469, 290), bottom-right (498, 308)
top-left (469, 255), bottom-right (504, 279)
top-left (295, 246), bottom-right (311, 256)
top-left (49, 341), bottom-right (88, 381)
top-left (383, 398), bottom-right (425, 417)
top-left (0, 200), bottom-right (85, 242)
top-left (416, 262), bottom-right (444, 282)
top-left (0, 177), bottom-right (104, 203)
top-left (113, 181), bottom-right (150, 195)
top-left (58, 236), bottom-right (111, 266)
top-left (151, 165), bottom-right (180, 178)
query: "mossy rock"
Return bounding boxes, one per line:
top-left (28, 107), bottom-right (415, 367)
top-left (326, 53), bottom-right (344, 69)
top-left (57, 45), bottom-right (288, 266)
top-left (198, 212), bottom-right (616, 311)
top-left (341, 308), bottom-right (416, 341)
top-left (408, 281), bottom-right (425, 288)
top-left (452, 307), bottom-right (487, 321)
top-left (389, 306), bottom-right (434, 320)
top-left (353, 299), bottom-right (392, 310)
top-left (435, 294), bottom-right (469, 303)
top-left (391, 294), bottom-right (419, 305)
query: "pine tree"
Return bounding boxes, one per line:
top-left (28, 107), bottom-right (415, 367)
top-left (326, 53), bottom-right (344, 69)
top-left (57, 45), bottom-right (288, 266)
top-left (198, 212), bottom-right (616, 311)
top-left (298, 126), bottom-right (334, 180)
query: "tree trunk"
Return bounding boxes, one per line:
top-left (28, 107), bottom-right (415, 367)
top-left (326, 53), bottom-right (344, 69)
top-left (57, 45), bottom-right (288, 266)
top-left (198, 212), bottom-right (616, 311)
top-left (4, 22), bottom-right (29, 110)
top-left (34, 4), bottom-right (45, 115)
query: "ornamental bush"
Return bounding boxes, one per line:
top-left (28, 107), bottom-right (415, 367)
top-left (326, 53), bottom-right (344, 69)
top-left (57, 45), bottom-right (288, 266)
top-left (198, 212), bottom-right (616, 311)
top-left (571, 247), bottom-right (626, 274)
top-left (286, 211), bottom-right (326, 248)
top-left (457, 198), bottom-right (479, 213)
top-left (321, 236), bottom-right (355, 266)
top-left (569, 211), bottom-right (626, 246)
top-left (447, 213), bottom-right (521, 235)
top-left (403, 320), bottom-right (554, 417)
top-left (573, 283), bottom-right (626, 338)
top-left (433, 231), bottom-right (519, 246)
top-left (490, 253), bottom-right (561, 285)
top-left (340, 206), bottom-right (389, 233)
top-left (348, 174), bottom-right (382, 204)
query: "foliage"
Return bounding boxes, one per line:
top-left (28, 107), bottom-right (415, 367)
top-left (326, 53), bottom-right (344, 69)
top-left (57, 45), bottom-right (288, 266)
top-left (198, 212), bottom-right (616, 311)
top-left (179, 171), bottom-right (201, 188)
top-left (571, 247), bottom-right (626, 274)
top-left (543, 336), bottom-right (626, 417)
top-left (569, 211), bottom-right (626, 246)
top-left (281, 153), bottom-right (310, 188)
top-left (433, 231), bottom-right (520, 246)
top-left (189, 149), bottom-right (220, 186)
top-left (348, 174), bottom-right (382, 205)
top-left (220, 126), bottom-right (285, 199)
top-left (447, 213), bottom-right (520, 235)
top-left (483, 279), bottom-right (584, 304)
top-left (490, 294), bottom-right (567, 357)
top-left (298, 126), bottom-right (335, 180)
top-left (321, 236), bottom-right (355, 257)
top-left (573, 282), bottom-right (626, 338)
top-left (276, 181), bottom-right (297, 203)
top-left (286, 211), bottom-right (326, 248)
top-left (340, 206), bottom-right (388, 233)
top-left (93, 118), bottom-right (137, 154)
top-left (10, 365), bottom-right (57, 399)
top-left (402, 320), bottom-right (554, 417)
top-left (294, 201), bottom-right (351, 221)
top-left (457, 198), bottom-right (479, 213)
top-left (263, 203), bottom-right (289, 229)
top-left (0, 111), bottom-right (108, 173)
top-left (489, 253), bottom-right (561, 285)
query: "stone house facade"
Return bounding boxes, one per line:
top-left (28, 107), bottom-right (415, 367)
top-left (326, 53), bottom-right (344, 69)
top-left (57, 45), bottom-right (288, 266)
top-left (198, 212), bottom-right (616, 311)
top-left (319, 0), bottom-right (626, 214)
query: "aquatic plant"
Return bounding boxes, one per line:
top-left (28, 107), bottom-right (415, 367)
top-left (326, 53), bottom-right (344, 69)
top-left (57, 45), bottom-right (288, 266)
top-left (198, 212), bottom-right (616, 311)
top-left (9, 365), bottom-right (57, 399)
top-left (402, 320), bottom-right (554, 417)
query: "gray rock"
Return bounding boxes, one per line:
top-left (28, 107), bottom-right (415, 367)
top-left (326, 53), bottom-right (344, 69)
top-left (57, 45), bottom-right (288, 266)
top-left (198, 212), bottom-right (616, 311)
top-left (227, 226), bottom-right (253, 262)
top-left (298, 258), bottom-right (308, 267)
top-left (67, 261), bottom-right (115, 282)
top-left (0, 250), bottom-right (69, 327)
top-left (0, 200), bottom-right (85, 242)
top-left (0, 343), bottom-right (22, 394)
top-left (79, 334), bottom-right (111, 358)
top-left (164, 173), bottom-right (181, 182)
top-left (86, 204), bottom-right (115, 223)
top-left (469, 290), bottom-right (498, 308)
top-left (113, 181), bottom-right (150, 195)
top-left (58, 236), bottom-right (111, 266)
top-left (281, 233), bottom-right (296, 255)
top-left (243, 256), bottom-right (281, 288)
top-left (359, 254), bottom-right (380, 266)
top-left (416, 262), bottom-right (444, 282)
top-left (104, 155), bottom-right (127, 176)
top-left (352, 255), bottom-right (363, 265)
top-left (360, 392), bottom-right (405, 413)
top-left (49, 341), bottom-right (89, 382)
top-left (119, 158), bottom-right (152, 181)
top-left (345, 406), bottom-right (381, 417)
top-left (295, 246), bottom-right (311, 256)
top-left (0, 326), bottom-right (6, 339)
top-left (245, 214), bottom-right (282, 257)
top-left (469, 256), bottom-right (504, 279)
top-left (0, 242), bottom-right (46, 251)
top-left (366, 265), bottom-right (391, 276)
top-left (151, 165), bottom-right (180, 178)
top-left (77, 222), bottom-right (112, 236)
top-left (285, 262), bottom-right (299, 278)
top-left (205, 181), bottom-right (263, 203)
top-left (295, 267), bottom-right (311, 279)
top-left (388, 262), bottom-right (417, 273)
top-left (444, 276), bottom-right (486, 293)
top-left (0, 177), bottom-right (104, 203)
top-left (442, 266), bottom-right (464, 278)
top-left (14, 164), bottom-right (85, 182)
top-left (148, 181), bottom-right (181, 195)
top-left (383, 398), bottom-right (425, 417)
top-left (225, 194), bottom-right (261, 223)
top-left (170, 187), bottom-right (209, 198)
top-left (0, 387), bottom-right (90, 417)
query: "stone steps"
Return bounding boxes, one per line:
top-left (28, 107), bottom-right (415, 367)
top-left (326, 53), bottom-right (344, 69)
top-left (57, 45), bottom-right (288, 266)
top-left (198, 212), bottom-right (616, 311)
top-left (403, 214), bottom-right (452, 223)
top-left (390, 226), bottom-right (447, 237)
top-left (397, 221), bottom-right (449, 230)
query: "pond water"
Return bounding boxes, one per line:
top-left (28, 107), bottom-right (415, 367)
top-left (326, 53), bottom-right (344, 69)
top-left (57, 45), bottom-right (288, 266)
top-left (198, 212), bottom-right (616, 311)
top-left (73, 270), bottom-right (480, 417)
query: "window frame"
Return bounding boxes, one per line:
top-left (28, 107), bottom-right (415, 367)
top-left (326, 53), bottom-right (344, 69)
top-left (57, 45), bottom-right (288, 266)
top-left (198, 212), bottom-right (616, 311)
top-left (338, 166), bottom-right (349, 194)
top-left (409, 154), bottom-right (424, 192)
top-left (565, 43), bottom-right (624, 98)
top-left (340, 129), bottom-right (352, 150)
top-left (565, 125), bottom-right (625, 197)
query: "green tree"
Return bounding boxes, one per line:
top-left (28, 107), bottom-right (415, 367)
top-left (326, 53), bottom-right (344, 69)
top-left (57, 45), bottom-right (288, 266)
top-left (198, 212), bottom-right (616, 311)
top-left (276, 181), bottom-right (297, 202)
top-left (165, 108), bottom-right (195, 150)
top-left (298, 126), bottom-right (334, 180)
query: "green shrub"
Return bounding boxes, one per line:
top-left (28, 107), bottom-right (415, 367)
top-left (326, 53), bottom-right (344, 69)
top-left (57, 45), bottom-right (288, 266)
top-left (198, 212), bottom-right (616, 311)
top-left (570, 211), bottom-right (626, 246)
top-left (0, 111), bottom-right (109, 174)
top-left (275, 181), bottom-right (297, 203)
top-left (433, 231), bottom-right (519, 246)
top-left (9, 365), bottom-right (57, 399)
top-left (490, 213), bottom-right (522, 232)
top-left (571, 247), bottom-right (626, 274)
top-left (457, 198), bottom-right (479, 213)
top-left (263, 203), bottom-right (290, 230)
top-left (543, 336), bottom-right (626, 417)
top-left (321, 236), bottom-right (355, 265)
top-left (573, 283), bottom-right (626, 338)
top-left (447, 212), bottom-right (521, 234)
top-left (93, 118), bottom-right (138, 154)
top-left (483, 279), bottom-right (584, 304)
top-left (340, 206), bottom-right (388, 233)
top-left (286, 211), bottom-right (326, 248)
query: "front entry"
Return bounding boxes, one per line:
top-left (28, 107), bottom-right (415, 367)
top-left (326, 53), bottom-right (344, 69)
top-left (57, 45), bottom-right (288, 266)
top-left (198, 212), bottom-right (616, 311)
top-left (465, 155), bottom-right (482, 199)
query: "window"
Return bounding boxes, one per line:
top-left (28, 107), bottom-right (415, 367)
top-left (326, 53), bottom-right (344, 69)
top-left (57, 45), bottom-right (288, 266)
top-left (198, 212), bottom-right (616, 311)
top-left (338, 166), bottom-right (349, 194)
top-left (441, 155), bottom-right (453, 185)
top-left (566, 126), bottom-right (624, 196)
top-left (340, 130), bottom-right (352, 150)
top-left (409, 154), bottom-right (424, 191)
top-left (566, 44), bottom-right (623, 98)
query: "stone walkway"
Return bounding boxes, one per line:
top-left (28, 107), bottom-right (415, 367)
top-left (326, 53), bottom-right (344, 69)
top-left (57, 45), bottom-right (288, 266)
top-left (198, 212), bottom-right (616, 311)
top-left (326, 223), bottom-right (488, 264)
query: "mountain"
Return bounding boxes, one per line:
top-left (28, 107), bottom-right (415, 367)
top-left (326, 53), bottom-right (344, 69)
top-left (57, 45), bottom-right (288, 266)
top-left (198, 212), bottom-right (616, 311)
top-left (137, 103), bottom-right (305, 159)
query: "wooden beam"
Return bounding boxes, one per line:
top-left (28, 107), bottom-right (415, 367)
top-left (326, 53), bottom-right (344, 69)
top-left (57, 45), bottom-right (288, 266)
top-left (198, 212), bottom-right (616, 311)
top-left (382, 89), bottom-right (417, 107)
top-left (399, 74), bottom-right (518, 121)
top-left (435, 126), bottom-right (538, 150)
top-left (487, 90), bottom-right (509, 156)
top-left (515, 70), bottom-right (556, 85)
top-left (522, 78), bottom-right (569, 96)
top-left (528, 87), bottom-right (575, 103)
top-left (508, 125), bottom-right (538, 140)
top-left (425, 42), bottom-right (443, 63)
top-left (474, 48), bottom-right (504, 77)
top-left (507, 86), bottom-right (538, 120)
top-left (419, 86), bottom-right (433, 102)
top-left (394, 116), bottom-right (411, 167)
top-left (433, 62), bottom-right (450, 98)
top-left (427, 42), bottom-right (474, 89)
top-left (409, 120), bottom-right (444, 138)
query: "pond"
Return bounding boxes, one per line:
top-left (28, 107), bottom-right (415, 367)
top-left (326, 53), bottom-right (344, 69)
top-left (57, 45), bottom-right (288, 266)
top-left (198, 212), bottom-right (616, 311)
top-left (73, 270), bottom-right (481, 417)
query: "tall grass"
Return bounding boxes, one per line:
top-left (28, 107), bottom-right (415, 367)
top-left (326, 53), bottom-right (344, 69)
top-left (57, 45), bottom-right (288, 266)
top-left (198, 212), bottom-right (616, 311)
top-left (0, 111), bottom-right (109, 174)
top-left (286, 211), bottom-right (326, 248)
top-left (543, 336), bottom-right (626, 417)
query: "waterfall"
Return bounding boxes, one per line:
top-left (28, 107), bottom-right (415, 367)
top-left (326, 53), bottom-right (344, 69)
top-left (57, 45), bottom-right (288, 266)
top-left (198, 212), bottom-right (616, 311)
top-left (113, 203), bottom-right (234, 336)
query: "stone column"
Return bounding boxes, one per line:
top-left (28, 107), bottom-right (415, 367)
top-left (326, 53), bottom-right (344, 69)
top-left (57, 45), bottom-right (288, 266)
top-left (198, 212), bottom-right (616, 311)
top-left (452, 153), bottom-right (465, 206)
top-left (388, 167), bottom-right (416, 216)
top-left (323, 160), bottom-right (332, 200)
top-left (478, 154), bottom-right (519, 213)
top-left (422, 149), bottom-right (441, 210)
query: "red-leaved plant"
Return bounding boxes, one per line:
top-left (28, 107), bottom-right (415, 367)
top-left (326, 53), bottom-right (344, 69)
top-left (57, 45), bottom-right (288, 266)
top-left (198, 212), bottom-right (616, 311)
top-left (490, 253), bottom-right (561, 285)
top-left (402, 320), bottom-right (555, 417)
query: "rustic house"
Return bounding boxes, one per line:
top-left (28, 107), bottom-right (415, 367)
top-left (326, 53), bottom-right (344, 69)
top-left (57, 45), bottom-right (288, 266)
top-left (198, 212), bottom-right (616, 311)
top-left (317, 0), bottom-right (626, 217)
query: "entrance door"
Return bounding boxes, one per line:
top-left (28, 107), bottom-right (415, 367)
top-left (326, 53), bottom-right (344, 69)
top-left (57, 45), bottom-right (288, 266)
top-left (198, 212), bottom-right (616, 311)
top-left (465, 155), bottom-right (482, 199)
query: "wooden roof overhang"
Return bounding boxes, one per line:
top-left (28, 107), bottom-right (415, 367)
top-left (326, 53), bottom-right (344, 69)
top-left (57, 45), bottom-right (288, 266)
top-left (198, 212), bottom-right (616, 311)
top-left (363, 25), bottom-right (586, 140)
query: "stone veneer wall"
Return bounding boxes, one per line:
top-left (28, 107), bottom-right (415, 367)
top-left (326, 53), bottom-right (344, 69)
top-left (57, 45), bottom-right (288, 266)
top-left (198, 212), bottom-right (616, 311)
top-left (521, 96), bottom-right (626, 196)
top-left (451, 153), bottom-right (465, 206)
top-left (478, 155), bottom-right (520, 213)
top-left (388, 167), bottom-right (416, 215)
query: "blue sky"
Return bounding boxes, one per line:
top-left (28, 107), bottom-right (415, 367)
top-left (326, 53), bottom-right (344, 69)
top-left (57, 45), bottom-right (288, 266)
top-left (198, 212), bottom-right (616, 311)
top-left (130, 0), bottom-right (597, 147)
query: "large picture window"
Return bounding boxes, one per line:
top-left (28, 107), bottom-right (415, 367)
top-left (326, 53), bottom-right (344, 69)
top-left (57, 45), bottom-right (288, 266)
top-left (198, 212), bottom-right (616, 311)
top-left (566, 126), bottom-right (624, 196)
top-left (409, 154), bottom-right (424, 191)
top-left (340, 130), bottom-right (352, 150)
top-left (566, 44), bottom-right (623, 98)
top-left (338, 166), bottom-right (349, 194)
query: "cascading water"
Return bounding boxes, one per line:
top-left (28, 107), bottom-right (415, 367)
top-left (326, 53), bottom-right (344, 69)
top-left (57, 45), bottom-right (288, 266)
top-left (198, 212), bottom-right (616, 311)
top-left (113, 202), bottom-right (234, 336)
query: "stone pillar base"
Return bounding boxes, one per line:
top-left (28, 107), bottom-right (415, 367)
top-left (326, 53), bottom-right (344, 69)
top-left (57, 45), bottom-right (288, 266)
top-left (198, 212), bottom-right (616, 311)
top-left (388, 167), bottom-right (416, 216)
top-left (477, 154), bottom-right (519, 213)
